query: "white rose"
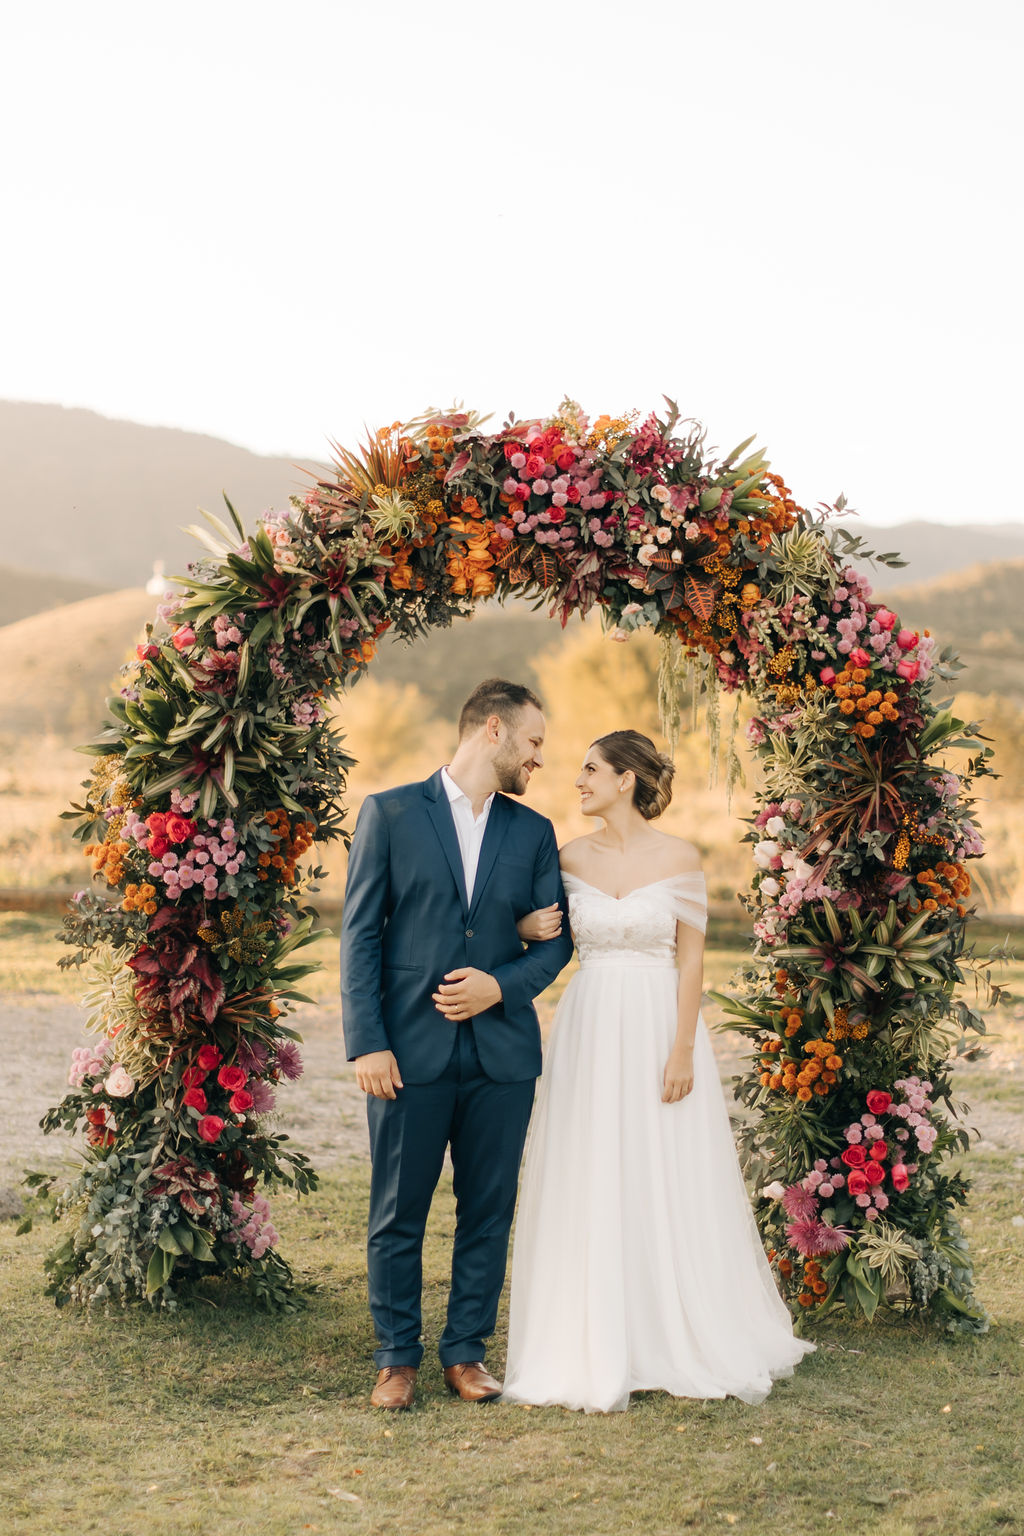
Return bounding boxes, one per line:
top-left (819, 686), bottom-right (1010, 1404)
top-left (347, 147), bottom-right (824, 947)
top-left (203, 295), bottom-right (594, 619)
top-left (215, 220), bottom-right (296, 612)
top-left (760, 877), bottom-right (781, 897)
top-left (793, 859), bottom-right (814, 881)
top-left (761, 1181), bottom-right (787, 1201)
top-left (104, 1065), bottom-right (135, 1097)
top-left (651, 484), bottom-right (670, 504)
top-left (753, 840), bottom-right (780, 868)
top-left (765, 815), bottom-right (786, 837)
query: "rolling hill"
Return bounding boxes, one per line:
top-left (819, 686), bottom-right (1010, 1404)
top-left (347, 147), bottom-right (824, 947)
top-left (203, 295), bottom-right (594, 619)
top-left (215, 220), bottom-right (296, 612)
top-left (0, 401), bottom-right (322, 591)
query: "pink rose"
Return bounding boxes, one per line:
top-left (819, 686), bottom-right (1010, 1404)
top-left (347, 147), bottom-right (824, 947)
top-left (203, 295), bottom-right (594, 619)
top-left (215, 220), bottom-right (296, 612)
top-left (171, 625), bottom-right (197, 652)
top-left (197, 1115), bottom-right (225, 1143)
top-left (897, 658), bottom-right (920, 682)
top-left (217, 1065), bottom-right (248, 1092)
top-left (136, 643), bottom-right (160, 661)
top-left (849, 647), bottom-right (872, 669)
top-left (196, 1045), bottom-right (223, 1071)
top-left (865, 1090), bottom-right (892, 1114)
top-left (896, 628), bottom-right (918, 651)
top-left (819, 667), bottom-right (836, 686)
top-left (890, 1163), bottom-right (910, 1191)
top-left (104, 1065), bottom-right (135, 1097)
top-left (874, 607), bottom-right (897, 631)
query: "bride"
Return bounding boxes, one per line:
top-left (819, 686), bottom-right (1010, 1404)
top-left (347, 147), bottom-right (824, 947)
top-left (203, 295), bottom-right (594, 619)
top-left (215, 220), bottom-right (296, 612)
top-left (501, 729), bottom-right (814, 1413)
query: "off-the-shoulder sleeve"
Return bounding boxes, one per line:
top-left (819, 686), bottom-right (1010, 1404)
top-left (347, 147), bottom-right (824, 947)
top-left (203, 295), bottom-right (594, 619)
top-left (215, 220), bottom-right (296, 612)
top-left (645, 873), bottom-right (708, 935)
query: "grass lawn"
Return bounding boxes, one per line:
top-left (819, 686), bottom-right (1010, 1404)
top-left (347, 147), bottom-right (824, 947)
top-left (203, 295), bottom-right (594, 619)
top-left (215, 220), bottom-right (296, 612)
top-left (2, 919), bottom-right (1023, 1535)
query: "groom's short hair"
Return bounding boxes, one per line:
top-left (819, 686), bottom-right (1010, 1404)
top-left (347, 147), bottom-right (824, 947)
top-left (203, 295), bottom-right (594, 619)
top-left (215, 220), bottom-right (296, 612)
top-left (458, 678), bottom-right (543, 738)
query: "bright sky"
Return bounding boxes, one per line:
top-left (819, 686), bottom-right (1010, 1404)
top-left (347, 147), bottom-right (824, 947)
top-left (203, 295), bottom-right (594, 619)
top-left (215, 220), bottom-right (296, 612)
top-left (2, 0), bottom-right (1020, 526)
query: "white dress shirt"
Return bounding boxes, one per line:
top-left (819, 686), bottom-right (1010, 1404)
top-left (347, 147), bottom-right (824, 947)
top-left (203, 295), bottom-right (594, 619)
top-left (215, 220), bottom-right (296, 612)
top-left (441, 767), bottom-right (495, 903)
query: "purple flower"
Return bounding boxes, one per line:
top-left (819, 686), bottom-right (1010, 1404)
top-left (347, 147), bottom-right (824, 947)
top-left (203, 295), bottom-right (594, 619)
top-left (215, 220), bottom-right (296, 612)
top-left (275, 1041), bottom-right (304, 1081)
top-left (247, 1077), bottom-right (277, 1115)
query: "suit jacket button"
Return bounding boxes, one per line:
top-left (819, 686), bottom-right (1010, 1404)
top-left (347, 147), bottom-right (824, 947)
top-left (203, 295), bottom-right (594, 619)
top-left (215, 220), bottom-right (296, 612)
top-left (465, 929), bottom-right (473, 938)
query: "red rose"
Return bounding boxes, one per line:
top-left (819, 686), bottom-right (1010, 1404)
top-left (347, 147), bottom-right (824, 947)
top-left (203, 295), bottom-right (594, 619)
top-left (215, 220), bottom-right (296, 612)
top-left (865, 1090), bottom-right (892, 1115)
top-left (182, 1065), bottom-right (208, 1088)
top-left (197, 1114), bottom-right (225, 1143)
top-left (145, 813), bottom-right (168, 835)
top-left (525, 454), bottom-right (544, 478)
top-left (890, 1163), bottom-right (910, 1191)
top-left (197, 1044), bottom-right (223, 1071)
top-left (556, 450), bottom-right (575, 471)
top-left (547, 507), bottom-right (567, 524)
top-left (868, 1140), bottom-right (889, 1162)
top-left (217, 1065), bottom-right (247, 1092)
top-left (171, 625), bottom-right (196, 652)
top-left (841, 1145), bottom-right (867, 1168)
top-left (136, 643), bottom-right (160, 661)
top-left (846, 1169), bottom-right (869, 1196)
top-left (148, 835), bottom-right (170, 859)
top-left (229, 1089), bottom-right (254, 1114)
top-left (863, 1160), bottom-right (885, 1186)
top-left (165, 814), bottom-right (195, 845)
top-left (183, 1087), bottom-right (208, 1113)
top-left (566, 485), bottom-right (581, 504)
top-left (503, 443), bottom-right (519, 461)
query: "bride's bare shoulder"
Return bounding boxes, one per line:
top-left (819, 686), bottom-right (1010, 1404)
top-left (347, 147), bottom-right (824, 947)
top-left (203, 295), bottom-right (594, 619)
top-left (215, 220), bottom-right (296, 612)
top-left (558, 835), bottom-right (595, 875)
top-left (652, 831), bottom-right (703, 875)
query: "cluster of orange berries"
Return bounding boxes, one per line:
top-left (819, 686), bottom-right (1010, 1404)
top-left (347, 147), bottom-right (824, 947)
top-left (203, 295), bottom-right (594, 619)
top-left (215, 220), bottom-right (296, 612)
top-left (797, 1259), bottom-right (829, 1307)
top-left (910, 861), bottom-right (971, 917)
top-left (122, 881), bottom-right (158, 915)
top-left (831, 666), bottom-right (901, 738)
top-left (85, 836), bottom-right (132, 887)
top-left (759, 1036), bottom-right (843, 1100)
top-left (256, 809), bottom-right (316, 885)
top-left (425, 425), bottom-right (454, 483)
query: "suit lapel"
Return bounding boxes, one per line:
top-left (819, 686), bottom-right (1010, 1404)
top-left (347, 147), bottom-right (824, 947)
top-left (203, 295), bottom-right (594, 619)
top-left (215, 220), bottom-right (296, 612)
top-left (468, 794), bottom-right (510, 922)
top-left (423, 773), bottom-right (470, 917)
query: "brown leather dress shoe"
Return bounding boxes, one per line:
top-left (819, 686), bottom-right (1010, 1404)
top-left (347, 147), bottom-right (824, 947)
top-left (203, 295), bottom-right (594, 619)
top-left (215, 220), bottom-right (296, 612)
top-left (370, 1366), bottom-right (417, 1410)
top-left (443, 1362), bottom-right (502, 1402)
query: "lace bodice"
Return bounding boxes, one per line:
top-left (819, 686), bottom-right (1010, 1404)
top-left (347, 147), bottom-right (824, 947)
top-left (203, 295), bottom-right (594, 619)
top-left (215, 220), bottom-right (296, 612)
top-left (563, 872), bottom-right (707, 969)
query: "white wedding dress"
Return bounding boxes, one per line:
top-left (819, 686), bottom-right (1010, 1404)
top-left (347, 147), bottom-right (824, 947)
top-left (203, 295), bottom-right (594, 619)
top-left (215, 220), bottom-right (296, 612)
top-left (502, 872), bottom-right (814, 1413)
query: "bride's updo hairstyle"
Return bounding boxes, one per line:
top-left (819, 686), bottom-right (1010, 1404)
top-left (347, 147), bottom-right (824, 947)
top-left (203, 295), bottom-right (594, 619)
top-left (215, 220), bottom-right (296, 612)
top-left (591, 730), bottom-right (675, 821)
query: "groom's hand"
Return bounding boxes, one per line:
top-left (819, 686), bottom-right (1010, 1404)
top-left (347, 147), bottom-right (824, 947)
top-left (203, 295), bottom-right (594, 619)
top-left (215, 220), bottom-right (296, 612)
top-left (354, 1050), bottom-right (404, 1100)
top-left (433, 968), bottom-right (503, 1021)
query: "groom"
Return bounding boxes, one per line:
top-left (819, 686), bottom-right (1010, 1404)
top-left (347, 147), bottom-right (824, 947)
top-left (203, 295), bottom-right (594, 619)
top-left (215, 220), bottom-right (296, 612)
top-left (341, 678), bottom-right (572, 1410)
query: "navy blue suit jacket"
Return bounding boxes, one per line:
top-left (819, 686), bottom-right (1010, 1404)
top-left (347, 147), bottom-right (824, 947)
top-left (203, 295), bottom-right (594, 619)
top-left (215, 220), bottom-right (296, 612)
top-left (341, 771), bottom-right (573, 1083)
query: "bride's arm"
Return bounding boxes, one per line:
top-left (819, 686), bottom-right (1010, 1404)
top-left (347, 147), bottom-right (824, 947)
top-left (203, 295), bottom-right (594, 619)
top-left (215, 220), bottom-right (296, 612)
top-left (663, 920), bottom-right (704, 1103)
top-left (516, 903), bottom-right (563, 942)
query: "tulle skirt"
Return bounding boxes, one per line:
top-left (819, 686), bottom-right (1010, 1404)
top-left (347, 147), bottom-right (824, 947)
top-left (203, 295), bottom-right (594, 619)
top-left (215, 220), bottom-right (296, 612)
top-left (502, 960), bottom-right (815, 1412)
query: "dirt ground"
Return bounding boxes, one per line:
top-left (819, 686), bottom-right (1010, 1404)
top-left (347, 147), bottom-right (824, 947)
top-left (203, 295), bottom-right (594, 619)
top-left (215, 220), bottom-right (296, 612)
top-left (2, 989), bottom-right (1021, 1218)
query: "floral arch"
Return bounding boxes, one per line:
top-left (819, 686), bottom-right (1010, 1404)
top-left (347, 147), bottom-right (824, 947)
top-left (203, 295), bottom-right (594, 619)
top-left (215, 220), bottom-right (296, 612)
top-left (39, 399), bottom-right (990, 1330)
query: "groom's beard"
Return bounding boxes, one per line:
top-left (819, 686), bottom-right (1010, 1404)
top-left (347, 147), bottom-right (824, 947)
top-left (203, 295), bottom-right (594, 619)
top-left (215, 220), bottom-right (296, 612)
top-left (494, 744), bottom-right (533, 796)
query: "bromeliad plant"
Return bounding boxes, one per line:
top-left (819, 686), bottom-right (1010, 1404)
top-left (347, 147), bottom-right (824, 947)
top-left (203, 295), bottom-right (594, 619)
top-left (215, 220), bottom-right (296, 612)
top-left (34, 397), bottom-right (995, 1327)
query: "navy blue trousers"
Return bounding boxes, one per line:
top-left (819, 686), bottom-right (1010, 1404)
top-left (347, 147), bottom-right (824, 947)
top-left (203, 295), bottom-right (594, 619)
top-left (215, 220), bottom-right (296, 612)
top-left (365, 1022), bottom-right (535, 1369)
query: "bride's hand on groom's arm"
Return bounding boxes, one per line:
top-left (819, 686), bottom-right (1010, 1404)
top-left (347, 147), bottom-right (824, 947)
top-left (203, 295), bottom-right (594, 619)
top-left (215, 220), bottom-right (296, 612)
top-left (662, 1044), bottom-right (695, 1104)
top-left (433, 968), bottom-right (503, 1020)
top-left (355, 1050), bottom-right (404, 1100)
top-left (516, 903), bottom-right (563, 943)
